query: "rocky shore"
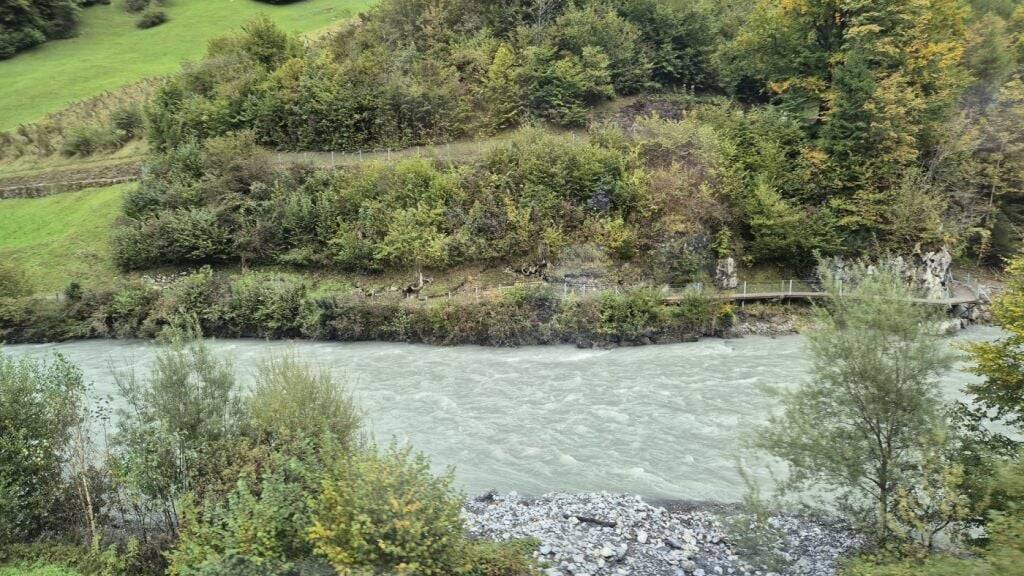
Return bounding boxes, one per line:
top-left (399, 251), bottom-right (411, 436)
top-left (463, 492), bottom-right (863, 576)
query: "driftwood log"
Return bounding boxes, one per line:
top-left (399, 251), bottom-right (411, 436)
top-left (562, 513), bottom-right (617, 528)
top-left (403, 272), bottom-right (432, 298)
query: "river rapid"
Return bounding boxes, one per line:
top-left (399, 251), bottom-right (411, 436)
top-left (3, 326), bottom-right (1004, 502)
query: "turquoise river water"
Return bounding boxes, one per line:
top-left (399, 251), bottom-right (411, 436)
top-left (3, 326), bottom-right (1003, 501)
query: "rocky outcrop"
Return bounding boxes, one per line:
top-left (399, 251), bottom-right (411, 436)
top-left (910, 247), bottom-right (953, 300)
top-left (824, 246), bottom-right (953, 300)
top-left (464, 492), bottom-right (861, 576)
top-left (714, 257), bottom-right (738, 290)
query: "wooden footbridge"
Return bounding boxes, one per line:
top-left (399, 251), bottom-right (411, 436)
top-left (661, 280), bottom-right (984, 307)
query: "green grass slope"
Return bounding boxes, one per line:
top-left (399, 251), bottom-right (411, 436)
top-left (0, 184), bottom-right (127, 293)
top-left (0, 0), bottom-right (375, 131)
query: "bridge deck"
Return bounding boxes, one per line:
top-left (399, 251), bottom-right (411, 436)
top-left (662, 285), bottom-right (980, 306)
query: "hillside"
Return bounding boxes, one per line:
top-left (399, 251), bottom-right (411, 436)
top-left (0, 183), bottom-right (126, 292)
top-left (0, 0), bottom-right (374, 131)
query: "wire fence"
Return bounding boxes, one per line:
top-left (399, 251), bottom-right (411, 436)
top-left (410, 274), bottom-right (985, 305)
top-left (409, 278), bottom-right (827, 304)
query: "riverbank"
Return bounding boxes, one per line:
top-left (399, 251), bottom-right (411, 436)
top-left (464, 492), bottom-right (863, 576)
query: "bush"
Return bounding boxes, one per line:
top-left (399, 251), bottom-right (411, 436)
top-left (124, 0), bottom-right (149, 12)
top-left (109, 337), bottom-right (244, 534)
top-left (60, 124), bottom-right (118, 157)
top-left (462, 540), bottom-right (539, 576)
top-left (0, 0), bottom-right (81, 60)
top-left (109, 105), bottom-right (144, 141)
top-left (0, 262), bottom-right (30, 298)
top-left (222, 274), bottom-right (309, 338)
top-left (136, 10), bottom-right (167, 29)
top-left (0, 353), bottom-right (85, 544)
top-left (168, 470), bottom-right (318, 576)
top-left (247, 355), bottom-right (361, 451)
top-left (0, 542), bottom-right (133, 576)
top-left (597, 288), bottom-right (664, 342)
top-left (309, 445), bottom-right (466, 575)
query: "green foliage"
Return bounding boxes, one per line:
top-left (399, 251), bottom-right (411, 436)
top-left (118, 128), bottom-right (653, 273)
top-left (223, 274), bottom-right (308, 338)
top-left (0, 542), bottom-right (133, 576)
top-left (755, 262), bottom-right (956, 542)
top-left (461, 539), bottom-right (539, 576)
top-left (146, 1), bottom-right (725, 151)
top-left (168, 468), bottom-right (319, 576)
top-left (0, 0), bottom-right (82, 60)
top-left (966, 252), bottom-right (1024, 430)
top-left (109, 336), bottom-right (243, 535)
top-left (841, 452), bottom-right (1024, 575)
top-left (596, 288), bottom-right (664, 342)
top-left (309, 444), bottom-right (466, 576)
top-left (0, 353), bottom-right (85, 544)
top-left (135, 10), bottom-right (166, 30)
top-left (247, 354), bottom-right (361, 451)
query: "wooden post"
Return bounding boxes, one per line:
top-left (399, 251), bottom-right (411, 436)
top-left (789, 279), bottom-right (793, 294)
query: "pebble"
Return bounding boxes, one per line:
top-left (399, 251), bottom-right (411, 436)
top-left (463, 492), bottom-right (861, 576)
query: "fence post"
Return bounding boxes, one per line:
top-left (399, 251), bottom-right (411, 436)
top-left (743, 281), bottom-right (747, 295)
top-left (789, 279), bottom-right (793, 294)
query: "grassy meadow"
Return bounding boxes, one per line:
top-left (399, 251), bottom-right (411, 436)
top-left (0, 0), bottom-right (376, 131)
top-left (0, 184), bottom-right (127, 293)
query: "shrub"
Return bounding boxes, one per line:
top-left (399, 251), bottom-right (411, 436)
top-left (462, 539), bottom-right (539, 576)
top-left (124, 0), bottom-right (149, 13)
top-left (597, 288), bottom-right (665, 342)
top-left (109, 337), bottom-right (244, 534)
top-left (136, 10), bottom-right (167, 29)
top-left (142, 267), bottom-right (222, 336)
top-left (105, 281), bottom-right (158, 337)
top-left (0, 353), bottom-right (85, 544)
top-left (222, 274), bottom-right (309, 338)
top-left (309, 445), bottom-right (466, 575)
top-left (60, 124), bottom-right (117, 157)
top-left (109, 105), bottom-right (144, 141)
top-left (168, 470), bottom-right (317, 576)
top-left (0, 542), bottom-right (133, 576)
top-left (0, 262), bottom-right (30, 298)
top-left (247, 355), bottom-right (361, 451)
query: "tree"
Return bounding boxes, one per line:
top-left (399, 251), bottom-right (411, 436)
top-left (756, 262), bottom-right (956, 541)
top-left (0, 0), bottom-right (82, 59)
top-left (0, 353), bottom-right (85, 543)
top-left (481, 43), bottom-right (525, 131)
top-left (109, 333), bottom-right (243, 536)
top-left (967, 251), bottom-right (1024, 430)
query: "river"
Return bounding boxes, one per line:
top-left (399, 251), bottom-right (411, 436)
top-left (2, 326), bottom-right (1004, 502)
